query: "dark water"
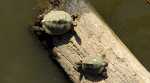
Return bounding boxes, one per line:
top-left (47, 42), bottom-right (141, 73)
top-left (0, 0), bottom-right (150, 83)
top-left (0, 0), bottom-right (70, 83)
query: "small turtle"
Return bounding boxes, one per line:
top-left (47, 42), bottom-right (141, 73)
top-left (31, 10), bottom-right (73, 35)
top-left (74, 55), bottom-right (108, 80)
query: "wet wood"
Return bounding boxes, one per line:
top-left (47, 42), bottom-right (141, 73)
top-left (36, 0), bottom-right (150, 83)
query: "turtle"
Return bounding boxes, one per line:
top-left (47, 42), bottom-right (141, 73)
top-left (31, 10), bottom-right (74, 36)
top-left (74, 55), bottom-right (108, 80)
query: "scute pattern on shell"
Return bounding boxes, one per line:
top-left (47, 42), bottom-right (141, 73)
top-left (82, 56), bottom-right (105, 65)
top-left (41, 10), bottom-right (73, 35)
top-left (42, 11), bottom-right (72, 22)
top-left (78, 56), bottom-right (107, 76)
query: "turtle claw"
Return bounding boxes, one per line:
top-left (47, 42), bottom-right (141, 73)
top-left (74, 63), bottom-right (82, 72)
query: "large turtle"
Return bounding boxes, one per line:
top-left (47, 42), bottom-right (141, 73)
top-left (74, 55), bottom-right (108, 80)
top-left (31, 10), bottom-right (74, 35)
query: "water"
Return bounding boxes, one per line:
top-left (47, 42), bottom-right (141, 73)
top-left (0, 0), bottom-right (70, 83)
top-left (0, 0), bottom-right (150, 83)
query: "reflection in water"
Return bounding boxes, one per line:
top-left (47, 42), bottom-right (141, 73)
top-left (89, 0), bottom-right (150, 70)
top-left (0, 0), bottom-right (71, 83)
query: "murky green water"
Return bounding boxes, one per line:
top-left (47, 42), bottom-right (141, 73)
top-left (0, 0), bottom-right (150, 83)
top-left (0, 0), bottom-right (70, 83)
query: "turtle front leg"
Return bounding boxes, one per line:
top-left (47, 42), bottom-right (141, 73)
top-left (30, 26), bottom-right (45, 36)
top-left (30, 25), bottom-right (53, 49)
top-left (31, 26), bottom-right (44, 32)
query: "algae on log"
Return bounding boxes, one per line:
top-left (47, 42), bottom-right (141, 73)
top-left (35, 0), bottom-right (150, 83)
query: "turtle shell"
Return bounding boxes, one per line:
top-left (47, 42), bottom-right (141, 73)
top-left (42, 10), bottom-right (73, 35)
top-left (81, 56), bottom-right (107, 75)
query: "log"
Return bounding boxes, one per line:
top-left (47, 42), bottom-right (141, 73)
top-left (34, 0), bottom-right (150, 83)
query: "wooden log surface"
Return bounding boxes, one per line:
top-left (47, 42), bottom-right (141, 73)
top-left (35, 0), bottom-right (150, 83)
